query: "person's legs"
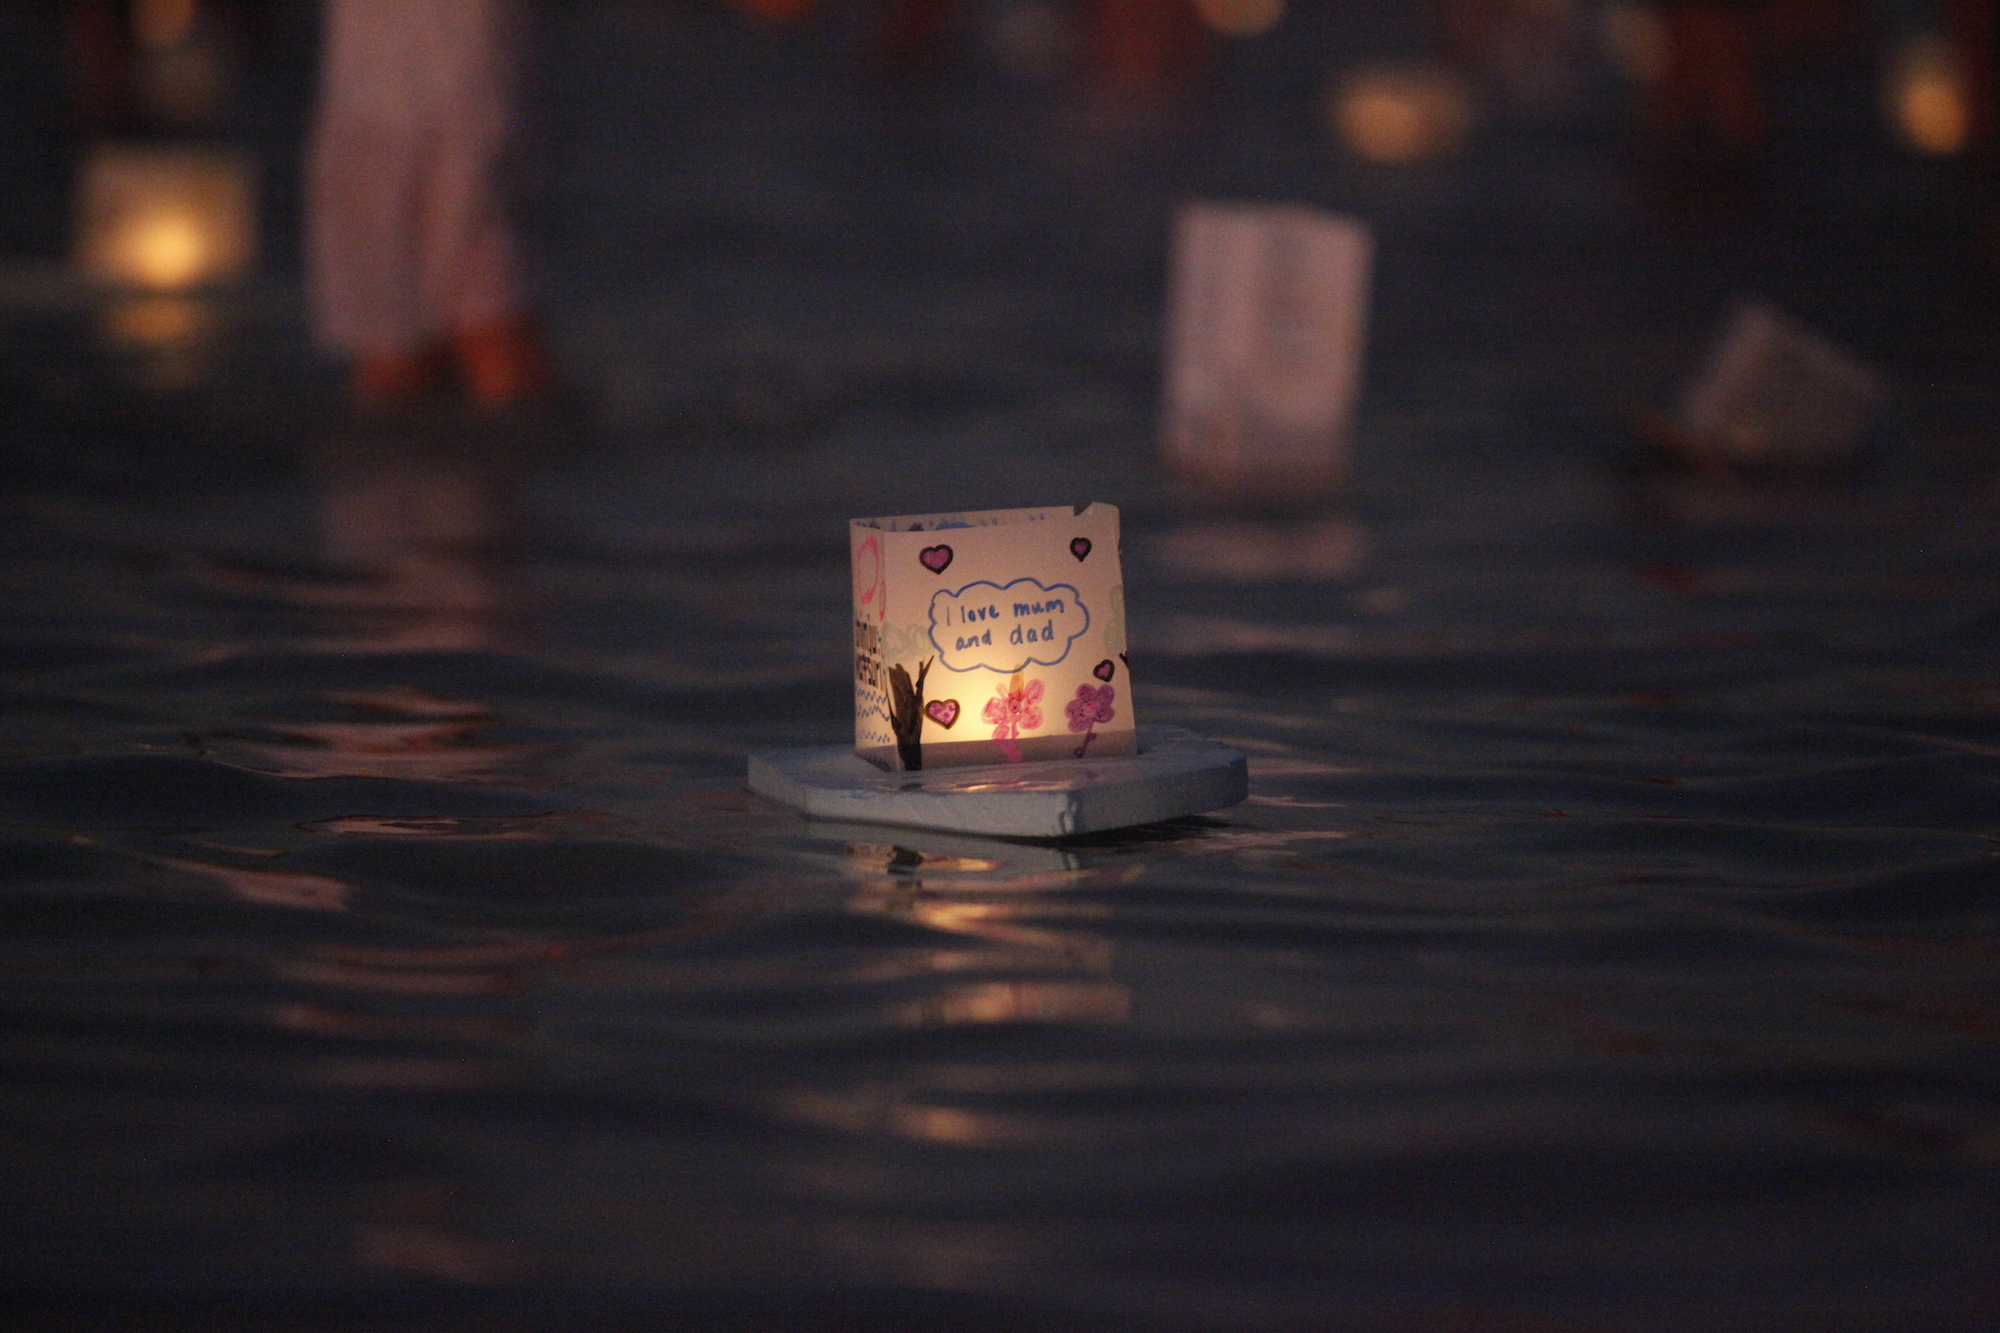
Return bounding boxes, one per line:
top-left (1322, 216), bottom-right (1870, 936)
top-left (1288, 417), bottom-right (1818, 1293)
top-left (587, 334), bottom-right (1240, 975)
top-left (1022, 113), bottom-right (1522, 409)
top-left (418, 0), bottom-right (548, 408)
top-left (308, 0), bottom-right (450, 405)
top-left (308, 0), bottom-right (547, 408)
top-left (415, 126), bottom-right (545, 408)
top-left (306, 115), bottom-right (445, 405)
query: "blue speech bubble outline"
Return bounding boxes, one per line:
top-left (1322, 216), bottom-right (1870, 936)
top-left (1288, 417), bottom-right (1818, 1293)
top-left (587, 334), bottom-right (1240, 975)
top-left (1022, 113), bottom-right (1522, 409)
top-left (927, 578), bottom-right (1090, 672)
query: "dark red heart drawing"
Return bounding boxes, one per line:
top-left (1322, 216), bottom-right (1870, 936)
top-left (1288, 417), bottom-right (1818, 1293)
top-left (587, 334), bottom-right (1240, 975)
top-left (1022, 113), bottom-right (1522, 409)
top-left (925, 699), bottom-right (960, 728)
top-left (919, 545), bottom-right (953, 574)
top-left (1093, 659), bottom-right (1115, 682)
top-left (1070, 537), bottom-right (1092, 561)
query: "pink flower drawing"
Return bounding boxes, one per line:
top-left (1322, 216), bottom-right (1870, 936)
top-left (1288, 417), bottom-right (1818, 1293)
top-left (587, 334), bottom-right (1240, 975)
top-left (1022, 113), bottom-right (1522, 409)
top-left (1065, 683), bottom-right (1116, 757)
top-left (982, 672), bottom-right (1043, 761)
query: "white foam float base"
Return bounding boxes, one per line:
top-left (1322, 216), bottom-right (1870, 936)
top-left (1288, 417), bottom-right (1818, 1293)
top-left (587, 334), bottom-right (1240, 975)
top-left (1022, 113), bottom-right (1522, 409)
top-left (748, 725), bottom-right (1247, 838)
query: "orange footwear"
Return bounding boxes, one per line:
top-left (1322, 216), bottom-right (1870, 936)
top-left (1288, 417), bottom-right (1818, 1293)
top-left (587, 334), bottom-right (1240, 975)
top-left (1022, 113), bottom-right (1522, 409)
top-left (454, 318), bottom-right (552, 411)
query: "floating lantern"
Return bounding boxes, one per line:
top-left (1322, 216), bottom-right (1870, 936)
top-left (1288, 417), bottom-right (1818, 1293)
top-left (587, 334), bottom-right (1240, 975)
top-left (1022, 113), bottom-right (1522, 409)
top-left (1885, 33), bottom-right (1971, 157)
top-left (1676, 300), bottom-right (1885, 468)
top-left (1193, 0), bottom-right (1285, 39)
top-left (1325, 63), bottom-right (1475, 164)
top-left (75, 143), bottom-right (257, 292)
top-left (1160, 201), bottom-right (1372, 503)
top-left (747, 504), bottom-right (1247, 836)
top-left (848, 505), bottom-right (1134, 772)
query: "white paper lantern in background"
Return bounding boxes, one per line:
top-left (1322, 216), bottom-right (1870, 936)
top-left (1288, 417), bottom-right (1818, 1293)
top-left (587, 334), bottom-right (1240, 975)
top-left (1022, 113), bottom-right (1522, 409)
top-left (1160, 202), bottom-right (1373, 502)
top-left (75, 143), bottom-right (257, 292)
top-left (1193, 0), bottom-right (1285, 39)
top-left (1885, 33), bottom-right (1970, 157)
top-left (1325, 64), bottom-right (1475, 165)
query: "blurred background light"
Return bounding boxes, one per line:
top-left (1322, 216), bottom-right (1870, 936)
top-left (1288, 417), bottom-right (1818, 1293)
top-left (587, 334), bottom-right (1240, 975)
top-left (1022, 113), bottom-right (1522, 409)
top-left (1192, 0), bottom-right (1286, 40)
top-left (75, 143), bottom-right (257, 292)
top-left (1325, 63), bottom-right (1475, 164)
top-left (1885, 32), bottom-right (1970, 157)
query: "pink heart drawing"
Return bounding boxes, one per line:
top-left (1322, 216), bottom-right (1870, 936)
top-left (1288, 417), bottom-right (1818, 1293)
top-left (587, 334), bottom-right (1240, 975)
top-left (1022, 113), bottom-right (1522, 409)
top-left (920, 545), bottom-right (954, 574)
top-left (925, 699), bottom-right (960, 728)
top-left (1070, 537), bottom-right (1092, 561)
top-left (1093, 659), bottom-right (1115, 682)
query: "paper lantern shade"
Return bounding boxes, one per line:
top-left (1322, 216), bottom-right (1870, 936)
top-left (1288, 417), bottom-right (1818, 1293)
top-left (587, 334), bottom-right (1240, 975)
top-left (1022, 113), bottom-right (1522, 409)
top-left (851, 505), bottom-right (1135, 772)
top-left (76, 144), bottom-right (257, 292)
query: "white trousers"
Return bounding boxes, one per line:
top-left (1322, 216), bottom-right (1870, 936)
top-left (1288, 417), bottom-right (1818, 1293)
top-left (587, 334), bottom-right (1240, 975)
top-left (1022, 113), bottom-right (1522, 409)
top-left (305, 0), bottom-right (530, 355)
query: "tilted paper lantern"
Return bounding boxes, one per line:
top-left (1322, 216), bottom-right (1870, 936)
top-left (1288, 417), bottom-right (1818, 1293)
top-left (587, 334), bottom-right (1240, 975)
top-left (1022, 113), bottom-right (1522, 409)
top-left (1884, 33), bottom-right (1970, 157)
top-left (1678, 300), bottom-right (1885, 467)
top-left (1326, 64), bottom-right (1475, 165)
top-left (75, 143), bottom-right (257, 292)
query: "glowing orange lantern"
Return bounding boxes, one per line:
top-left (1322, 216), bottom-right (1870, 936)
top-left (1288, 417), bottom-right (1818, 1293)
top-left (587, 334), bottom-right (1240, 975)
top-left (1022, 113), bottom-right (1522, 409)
top-left (1885, 33), bottom-right (1971, 157)
top-left (75, 143), bottom-right (257, 292)
top-left (1326, 64), bottom-right (1476, 165)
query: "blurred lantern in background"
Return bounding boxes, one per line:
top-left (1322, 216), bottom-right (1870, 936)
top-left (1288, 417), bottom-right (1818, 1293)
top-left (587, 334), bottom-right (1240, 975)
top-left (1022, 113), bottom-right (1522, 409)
top-left (1192, 0), bottom-right (1285, 40)
top-left (1325, 63), bottom-right (1476, 164)
top-left (75, 141), bottom-right (257, 386)
top-left (1599, 1), bottom-right (1669, 85)
top-left (1884, 32), bottom-right (1971, 156)
top-left (1161, 201), bottom-right (1373, 503)
top-left (1675, 299), bottom-right (1886, 469)
top-left (76, 142), bottom-right (257, 292)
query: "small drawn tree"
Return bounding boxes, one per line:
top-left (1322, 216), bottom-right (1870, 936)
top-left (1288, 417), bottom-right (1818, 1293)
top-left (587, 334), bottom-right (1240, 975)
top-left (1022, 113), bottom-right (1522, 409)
top-left (886, 657), bottom-right (932, 771)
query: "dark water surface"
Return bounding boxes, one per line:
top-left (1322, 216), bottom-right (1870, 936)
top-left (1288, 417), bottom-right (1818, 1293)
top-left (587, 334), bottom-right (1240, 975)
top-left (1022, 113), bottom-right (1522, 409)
top-left (4, 6), bottom-right (2000, 1329)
